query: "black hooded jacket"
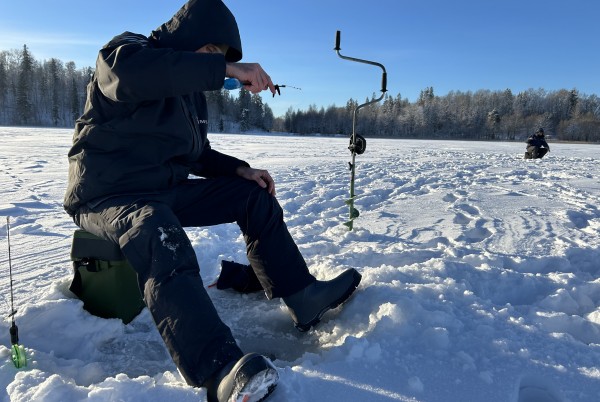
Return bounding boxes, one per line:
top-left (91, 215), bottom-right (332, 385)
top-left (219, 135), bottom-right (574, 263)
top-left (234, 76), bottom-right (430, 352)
top-left (526, 134), bottom-right (550, 150)
top-left (64, 0), bottom-right (247, 215)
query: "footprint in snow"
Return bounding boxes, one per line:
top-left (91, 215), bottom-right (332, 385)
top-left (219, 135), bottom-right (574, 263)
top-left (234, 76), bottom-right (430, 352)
top-left (517, 375), bottom-right (563, 402)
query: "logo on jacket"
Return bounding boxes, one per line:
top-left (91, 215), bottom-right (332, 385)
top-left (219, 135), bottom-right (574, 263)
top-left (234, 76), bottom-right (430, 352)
top-left (197, 118), bottom-right (208, 125)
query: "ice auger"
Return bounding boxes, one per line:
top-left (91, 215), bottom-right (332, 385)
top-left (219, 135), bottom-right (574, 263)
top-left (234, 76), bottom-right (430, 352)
top-left (334, 31), bottom-right (387, 230)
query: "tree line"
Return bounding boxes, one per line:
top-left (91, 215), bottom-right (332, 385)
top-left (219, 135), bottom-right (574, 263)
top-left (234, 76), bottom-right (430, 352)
top-left (0, 46), bottom-right (91, 127)
top-left (0, 45), bottom-right (274, 131)
top-left (276, 87), bottom-right (600, 142)
top-left (2, 45), bottom-right (599, 142)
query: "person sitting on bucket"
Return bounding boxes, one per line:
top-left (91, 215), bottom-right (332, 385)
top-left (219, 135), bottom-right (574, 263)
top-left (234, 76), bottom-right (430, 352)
top-left (62, 1), bottom-right (361, 401)
top-left (525, 127), bottom-right (551, 159)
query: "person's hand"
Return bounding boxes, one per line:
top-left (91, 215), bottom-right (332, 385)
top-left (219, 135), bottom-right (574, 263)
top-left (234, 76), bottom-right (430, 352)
top-left (236, 166), bottom-right (276, 196)
top-left (226, 62), bottom-right (276, 96)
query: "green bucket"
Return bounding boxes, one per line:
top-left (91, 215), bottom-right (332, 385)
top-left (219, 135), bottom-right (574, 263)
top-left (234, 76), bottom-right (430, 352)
top-left (69, 229), bottom-right (145, 324)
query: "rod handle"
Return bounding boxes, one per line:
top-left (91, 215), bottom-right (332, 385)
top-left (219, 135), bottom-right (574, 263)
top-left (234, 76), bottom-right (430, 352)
top-left (381, 72), bottom-right (387, 93)
top-left (335, 30), bottom-right (341, 51)
top-left (10, 323), bottom-right (19, 345)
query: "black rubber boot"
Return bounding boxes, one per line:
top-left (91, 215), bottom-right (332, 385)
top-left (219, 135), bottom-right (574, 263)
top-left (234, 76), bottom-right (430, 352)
top-left (205, 353), bottom-right (279, 402)
top-left (282, 268), bottom-right (362, 332)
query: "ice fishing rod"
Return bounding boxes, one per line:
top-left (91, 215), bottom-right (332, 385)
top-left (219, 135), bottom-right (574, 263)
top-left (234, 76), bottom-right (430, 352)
top-left (6, 217), bottom-right (27, 368)
top-left (334, 30), bottom-right (387, 230)
top-left (223, 78), bottom-right (301, 97)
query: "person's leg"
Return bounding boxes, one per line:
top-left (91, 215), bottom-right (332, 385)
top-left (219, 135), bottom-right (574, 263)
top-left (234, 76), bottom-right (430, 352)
top-left (172, 178), bottom-right (315, 299)
top-left (172, 177), bottom-right (361, 332)
top-left (75, 198), bottom-right (243, 387)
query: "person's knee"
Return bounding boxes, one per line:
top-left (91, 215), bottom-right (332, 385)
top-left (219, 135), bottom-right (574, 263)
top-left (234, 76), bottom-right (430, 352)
top-left (120, 206), bottom-right (198, 276)
top-left (252, 187), bottom-right (282, 214)
top-left (242, 187), bottom-right (283, 235)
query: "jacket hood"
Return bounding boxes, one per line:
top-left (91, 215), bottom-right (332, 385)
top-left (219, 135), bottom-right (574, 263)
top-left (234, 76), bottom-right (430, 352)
top-left (150, 0), bottom-right (242, 62)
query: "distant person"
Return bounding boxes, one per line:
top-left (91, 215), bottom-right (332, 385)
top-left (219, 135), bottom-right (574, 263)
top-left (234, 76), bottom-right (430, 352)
top-left (524, 127), bottom-right (551, 159)
top-left (62, 1), bottom-right (361, 401)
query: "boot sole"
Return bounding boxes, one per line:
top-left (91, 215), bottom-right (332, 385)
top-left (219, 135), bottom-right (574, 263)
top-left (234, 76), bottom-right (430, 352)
top-left (221, 354), bottom-right (279, 402)
top-left (234, 368), bottom-right (279, 402)
top-left (295, 269), bottom-right (362, 332)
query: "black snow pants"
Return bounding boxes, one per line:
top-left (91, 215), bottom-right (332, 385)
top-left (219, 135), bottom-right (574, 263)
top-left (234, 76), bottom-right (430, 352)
top-left (525, 146), bottom-right (548, 159)
top-left (73, 177), bottom-right (315, 387)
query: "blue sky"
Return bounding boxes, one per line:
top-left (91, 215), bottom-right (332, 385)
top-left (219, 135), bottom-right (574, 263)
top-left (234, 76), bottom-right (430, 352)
top-left (1, 0), bottom-right (598, 117)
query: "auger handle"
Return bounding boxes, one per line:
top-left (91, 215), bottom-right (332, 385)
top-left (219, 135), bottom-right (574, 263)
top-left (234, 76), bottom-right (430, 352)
top-left (334, 30), bottom-right (387, 94)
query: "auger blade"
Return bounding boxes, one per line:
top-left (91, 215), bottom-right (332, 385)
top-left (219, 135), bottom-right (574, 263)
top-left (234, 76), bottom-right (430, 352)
top-left (343, 204), bottom-right (360, 230)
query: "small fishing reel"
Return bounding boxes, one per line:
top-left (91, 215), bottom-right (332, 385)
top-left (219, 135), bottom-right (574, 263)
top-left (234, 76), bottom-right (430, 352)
top-left (10, 324), bottom-right (27, 368)
top-left (349, 134), bottom-right (367, 155)
top-left (11, 344), bottom-right (27, 368)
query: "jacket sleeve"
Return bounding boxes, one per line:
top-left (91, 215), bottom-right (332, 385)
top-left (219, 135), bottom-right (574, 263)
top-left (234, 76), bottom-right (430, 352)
top-left (96, 32), bottom-right (226, 102)
top-left (191, 144), bottom-right (250, 178)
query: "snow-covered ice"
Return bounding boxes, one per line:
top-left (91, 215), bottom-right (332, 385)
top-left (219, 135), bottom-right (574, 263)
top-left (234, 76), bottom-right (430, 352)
top-left (1, 127), bottom-right (599, 401)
